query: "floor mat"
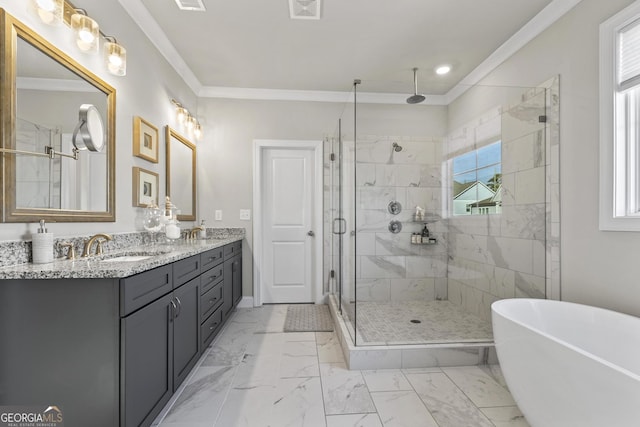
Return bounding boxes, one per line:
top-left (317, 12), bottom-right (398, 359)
top-left (283, 304), bottom-right (334, 332)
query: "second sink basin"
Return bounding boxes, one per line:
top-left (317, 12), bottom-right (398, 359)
top-left (97, 248), bottom-right (172, 263)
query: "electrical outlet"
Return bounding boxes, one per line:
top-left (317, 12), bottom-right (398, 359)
top-left (239, 209), bottom-right (251, 221)
top-left (215, 210), bottom-right (222, 221)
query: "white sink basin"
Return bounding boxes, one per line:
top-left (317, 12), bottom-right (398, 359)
top-left (100, 255), bottom-right (152, 263)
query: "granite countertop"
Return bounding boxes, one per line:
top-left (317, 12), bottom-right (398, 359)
top-left (0, 236), bottom-right (243, 280)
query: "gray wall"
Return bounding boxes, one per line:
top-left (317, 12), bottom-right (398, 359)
top-left (0, 0), bottom-right (197, 241)
top-left (458, 0), bottom-right (640, 317)
top-left (196, 98), bottom-right (447, 296)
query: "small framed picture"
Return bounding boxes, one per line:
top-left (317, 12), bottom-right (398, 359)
top-left (133, 116), bottom-right (159, 163)
top-left (132, 167), bottom-right (159, 207)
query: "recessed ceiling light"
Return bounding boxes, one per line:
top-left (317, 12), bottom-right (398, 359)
top-left (435, 65), bottom-right (451, 75)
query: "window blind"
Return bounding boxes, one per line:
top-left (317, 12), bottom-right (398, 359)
top-left (619, 18), bottom-right (640, 90)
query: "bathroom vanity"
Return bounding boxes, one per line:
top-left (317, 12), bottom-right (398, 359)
top-left (0, 237), bottom-right (242, 427)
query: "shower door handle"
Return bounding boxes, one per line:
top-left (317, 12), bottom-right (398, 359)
top-left (332, 218), bottom-right (346, 234)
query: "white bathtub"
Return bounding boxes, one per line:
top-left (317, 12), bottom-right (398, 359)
top-left (492, 298), bottom-right (640, 427)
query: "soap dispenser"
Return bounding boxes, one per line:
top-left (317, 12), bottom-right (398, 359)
top-left (32, 219), bottom-right (54, 264)
top-left (421, 224), bottom-right (430, 243)
top-left (199, 220), bottom-right (207, 239)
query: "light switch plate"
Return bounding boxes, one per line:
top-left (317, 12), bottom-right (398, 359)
top-left (215, 210), bottom-right (222, 221)
top-left (239, 209), bottom-right (251, 221)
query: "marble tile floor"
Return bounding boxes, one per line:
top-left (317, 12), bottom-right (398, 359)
top-left (353, 301), bottom-right (494, 345)
top-left (153, 304), bottom-right (528, 427)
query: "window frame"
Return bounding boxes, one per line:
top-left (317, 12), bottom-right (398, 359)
top-left (599, 1), bottom-right (640, 231)
top-left (451, 140), bottom-right (502, 217)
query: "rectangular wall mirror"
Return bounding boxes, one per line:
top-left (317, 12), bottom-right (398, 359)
top-left (0, 9), bottom-right (116, 222)
top-left (166, 126), bottom-right (196, 221)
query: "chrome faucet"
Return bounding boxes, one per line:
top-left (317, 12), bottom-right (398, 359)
top-left (188, 226), bottom-right (204, 240)
top-left (81, 233), bottom-right (113, 257)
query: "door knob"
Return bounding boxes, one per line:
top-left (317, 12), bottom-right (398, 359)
top-left (307, 230), bottom-right (315, 236)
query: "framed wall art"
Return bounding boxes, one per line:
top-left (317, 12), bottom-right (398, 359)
top-left (133, 116), bottom-right (159, 163)
top-left (132, 167), bottom-right (159, 207)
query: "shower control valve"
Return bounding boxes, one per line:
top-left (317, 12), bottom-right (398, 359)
top-left (388, 220), bottom-right (402, 234)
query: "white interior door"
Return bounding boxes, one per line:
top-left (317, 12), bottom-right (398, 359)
top-left (261, 147), bottom-right (315, 303)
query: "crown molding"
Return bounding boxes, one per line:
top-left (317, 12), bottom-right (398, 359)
top-left (199, 86), bottom-right (448, 105)
top-left (444, 0), bottom-right (583, 104)
top-left (122, 0), bottom-right (582, 105)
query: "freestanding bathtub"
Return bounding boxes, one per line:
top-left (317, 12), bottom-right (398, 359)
top-left (492, 298), bottom-right (640, 427)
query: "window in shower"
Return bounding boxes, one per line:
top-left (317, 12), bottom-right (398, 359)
top-left (452, 141), bottom-right (501, 216)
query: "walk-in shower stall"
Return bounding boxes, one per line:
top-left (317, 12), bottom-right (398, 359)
top-left (324, 77), bottom-right (560, 354)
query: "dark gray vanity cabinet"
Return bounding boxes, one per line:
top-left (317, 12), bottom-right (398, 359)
top-left (0, 240), bottom-right (242, 427)
top-left (199, 247), bottom-right (225, 349)
top-left (121, 293), bottom-right (173, 427)
top-left (232, 253), bottom-right (243, 307)
top-left (121, 258), bottom-right (201, 427)
top-left (222, 241), bottom-right (242, 321)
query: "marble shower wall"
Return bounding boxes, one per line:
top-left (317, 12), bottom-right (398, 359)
top-left (354, 135), bottom-right (447, 303)
top-left (446, 81), bottom-right (557, 323)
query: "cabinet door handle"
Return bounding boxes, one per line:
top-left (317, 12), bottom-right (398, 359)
top-left (170, 300), bottom-right (177, 321)
top-left (209, 297), bottom-right (217, 305)
top-left (209, 322), bottom-right (218, 330)
top-left (174, 297), bottom-right (182, 318)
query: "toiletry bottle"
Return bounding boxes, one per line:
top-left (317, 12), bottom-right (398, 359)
top-left (421, 224), bottom-right (429, 243)
top-left (199, 220), bottom-right (207, 239)
top-left (32, 219), bottom-right (54, 263)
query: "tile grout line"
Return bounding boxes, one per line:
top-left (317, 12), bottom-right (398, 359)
top-left (440, 367), bottom-right (499, 427)
top-left (314, 331), bottom-right (330, 427)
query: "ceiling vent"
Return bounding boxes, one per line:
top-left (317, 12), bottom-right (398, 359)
top-left (288, 0), bottom-right (321, 20)
top-left (174, 0), bottom-right (206, 12)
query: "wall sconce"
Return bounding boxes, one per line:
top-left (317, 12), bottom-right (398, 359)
top-left (32, 1), bottom-right (128, 76)
top-left (34, 0), bottom-right (64, 25)
top-left (171, 99), bottom-right (203, 140)
top-left (176, 106), bottom-right (187, 124)
top-left (103, 36), bottom-right (126, 76)
top-left (71, 9), bottom-right (99, 53)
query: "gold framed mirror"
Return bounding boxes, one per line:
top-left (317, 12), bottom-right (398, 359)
top-left (0, 9), bottom-right (116, 222)
top-left (166, 126), bottom-right (196, 221)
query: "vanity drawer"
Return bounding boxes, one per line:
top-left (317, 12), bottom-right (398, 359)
top-left (120, 265), bottom-right (172, 316)
top-left (200, 281), bottom-right (223, 321)
top-left (201, 306), bottom-right (223, 349)
top-left (200, 247), bottom-right (224, 272)
top-left (223, 241), bottom-right (242, 260)
top-left (173, 254), bottom-right (200, 288)
top-left (200, 264), bottom-right (223, 295)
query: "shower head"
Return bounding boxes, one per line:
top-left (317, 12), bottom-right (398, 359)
top-left (392, 142), bottom-right (403, 152)
top-left (406, 67), bottom-right (426, 104)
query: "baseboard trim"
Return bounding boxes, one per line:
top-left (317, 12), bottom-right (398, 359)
top-left (237, 296), bottom-right (254, 308)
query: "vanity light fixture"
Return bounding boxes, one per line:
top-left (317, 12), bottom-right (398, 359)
top-left (71, 9), bottom-right (99, 53)
top-left (170, 99), bottom-right (203, 140)
top-left (103, 36), bottom-right (126, 76)
top-left (34, 0), bottom-right (64, 25)
top-left (194, 122), bottom-right (203, 140)
top-left (32, 1), bottom-right (127, 76)
top-left (176, 106), bottom-right (187, 124)
top-left (186, 115), bottom-right (196, 130)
